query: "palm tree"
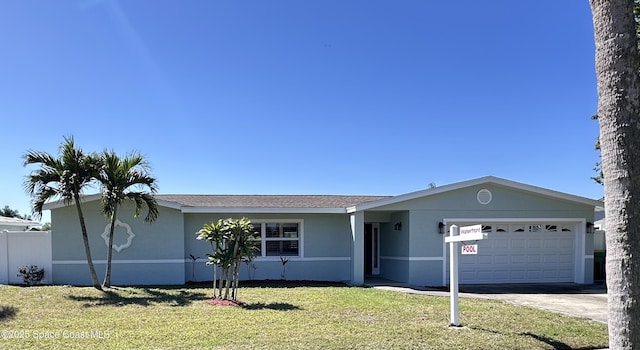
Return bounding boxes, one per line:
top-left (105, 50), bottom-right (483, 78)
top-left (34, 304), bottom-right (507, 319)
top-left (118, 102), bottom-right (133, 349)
top-left (97, 150), bottom-right (158, 288)
top-left (590, 0), bottom-right (640, 348)
top-left (23, 136), bottom-right (103, 290)
top-left (196, 218), bottom-right (257, 301)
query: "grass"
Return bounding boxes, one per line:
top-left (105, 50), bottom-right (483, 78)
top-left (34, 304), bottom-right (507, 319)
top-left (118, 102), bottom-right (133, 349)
top-left (0, 282), bottom-right (608, 349)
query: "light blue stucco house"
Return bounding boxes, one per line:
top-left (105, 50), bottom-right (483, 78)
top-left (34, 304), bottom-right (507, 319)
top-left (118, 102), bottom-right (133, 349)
top-left (44, 176), bottom-right (602, 286)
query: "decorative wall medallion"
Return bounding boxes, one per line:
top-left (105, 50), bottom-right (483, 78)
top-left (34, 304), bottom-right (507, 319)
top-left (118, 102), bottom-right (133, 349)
top-left (101, 219), bottom-right (135, 253)
top-left (477, 189), bottom-right (492, 205)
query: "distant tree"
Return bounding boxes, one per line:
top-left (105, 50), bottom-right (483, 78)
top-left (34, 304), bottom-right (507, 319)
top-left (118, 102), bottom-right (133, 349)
top-left (40, 222), bottom-right (51, 231)
top-left (0, 206), bottom-right (20, 218)
top-left (590, 0), bottom-right (640, 348)
top-left (23, 136), bottom-right (102, 290)
top-left (96, 150), bottom-right (158, 288)
top-left (0, 205), bottom-right (31, 220)
top-left (591, 115), bottom-right (604, 186)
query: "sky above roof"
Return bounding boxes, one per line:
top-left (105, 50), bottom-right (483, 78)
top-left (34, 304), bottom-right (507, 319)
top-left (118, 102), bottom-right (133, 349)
top-left (0, 1), bottom-right (603, 223)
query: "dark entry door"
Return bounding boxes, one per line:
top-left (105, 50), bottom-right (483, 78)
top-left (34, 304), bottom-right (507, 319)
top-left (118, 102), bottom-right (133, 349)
top-left (364, 223), bottom-right (380, 276)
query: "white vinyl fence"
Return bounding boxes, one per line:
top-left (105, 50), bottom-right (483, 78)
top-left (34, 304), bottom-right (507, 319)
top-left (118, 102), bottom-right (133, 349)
top-left (0, 230), bottom-right (52, 284)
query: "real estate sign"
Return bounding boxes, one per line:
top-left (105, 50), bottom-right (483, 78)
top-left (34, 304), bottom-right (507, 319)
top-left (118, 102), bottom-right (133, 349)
top-left (445, 224), bottom-right (486, 243)
top-left (459, 224), bottom-right (484, 240)
top-left (446, 224), bottom-right (487, 327)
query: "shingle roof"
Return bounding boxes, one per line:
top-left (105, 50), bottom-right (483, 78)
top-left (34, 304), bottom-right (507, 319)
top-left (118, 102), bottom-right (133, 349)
top-left (155, 194), bottom-right (391, 209)
top-left (0, 215), bottom-right (40, 226)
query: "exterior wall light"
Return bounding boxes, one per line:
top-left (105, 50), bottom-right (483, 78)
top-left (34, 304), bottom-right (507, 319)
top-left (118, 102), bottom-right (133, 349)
top-left (438, 222), bottom-right (445, 234)
top-left (586, 222), bottom-right (594, 234)
top-left (394, 222), bottom-right (402, 231)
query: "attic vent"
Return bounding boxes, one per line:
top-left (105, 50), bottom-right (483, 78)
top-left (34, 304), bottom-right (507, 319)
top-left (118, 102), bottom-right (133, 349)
top-left (477, 189), bottom-right (492, 205)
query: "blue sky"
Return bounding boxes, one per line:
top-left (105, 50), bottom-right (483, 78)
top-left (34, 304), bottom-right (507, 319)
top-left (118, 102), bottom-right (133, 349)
top-left (1, 1), bottom-right (602, 223)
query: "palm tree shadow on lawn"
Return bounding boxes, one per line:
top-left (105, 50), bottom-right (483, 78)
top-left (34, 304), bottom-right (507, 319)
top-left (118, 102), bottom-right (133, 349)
top-left (468, 326), bottom-right (604, 350)
top-left (65, 286), bottom-right (209, 307)
top-left (240, 302), bottom-right (300, 311)
top-left (0, 305), bottom-right (18, 321)
top-left (65, 281), bottom-right (322, 309)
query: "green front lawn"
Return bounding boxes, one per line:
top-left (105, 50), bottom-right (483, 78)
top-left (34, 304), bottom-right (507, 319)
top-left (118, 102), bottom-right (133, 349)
top-left (0, 282), bottom-right (607, 349)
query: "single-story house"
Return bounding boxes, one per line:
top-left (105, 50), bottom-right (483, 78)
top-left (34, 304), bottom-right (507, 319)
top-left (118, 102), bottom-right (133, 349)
top-left (0, 215), bottom-right (41, 231)
top-left (43, 176), bottom-right (602, 286)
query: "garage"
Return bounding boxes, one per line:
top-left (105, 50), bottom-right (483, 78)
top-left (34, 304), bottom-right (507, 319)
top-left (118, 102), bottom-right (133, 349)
top-left (454, 222), bottom-right (577, 284)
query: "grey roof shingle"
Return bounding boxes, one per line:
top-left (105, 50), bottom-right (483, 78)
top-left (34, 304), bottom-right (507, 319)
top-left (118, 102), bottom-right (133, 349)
top-left (155, 194), bottom-right (391, 209)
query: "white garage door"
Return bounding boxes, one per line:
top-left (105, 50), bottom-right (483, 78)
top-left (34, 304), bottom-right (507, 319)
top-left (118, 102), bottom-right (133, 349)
top-left (457, 223), bottom-right (576, 284)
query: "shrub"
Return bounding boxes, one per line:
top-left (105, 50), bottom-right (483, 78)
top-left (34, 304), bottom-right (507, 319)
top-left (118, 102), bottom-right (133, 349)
top-left (17, 265), bottom-right (45, 286)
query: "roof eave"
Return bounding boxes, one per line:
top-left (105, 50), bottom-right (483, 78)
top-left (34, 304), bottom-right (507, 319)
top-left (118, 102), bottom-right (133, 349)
top-left (0, 222), bottom-right (39, 227)
top-left (181, 207), bottom-right (347, 214)
top-left (42, 195), bottom-right (184, 211)
top-left (487, 176), bottom-right (604, 207)
top-left (348, 176), bottom-right (603, 212)
top-left (42, 193), bottom-right (103, 210)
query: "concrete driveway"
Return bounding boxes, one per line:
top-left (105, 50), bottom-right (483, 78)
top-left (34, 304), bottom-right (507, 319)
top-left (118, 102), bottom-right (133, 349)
top-left (368, 281), bottom-right (608, 323)
top-left (458, 283), bottom-right (608, 323)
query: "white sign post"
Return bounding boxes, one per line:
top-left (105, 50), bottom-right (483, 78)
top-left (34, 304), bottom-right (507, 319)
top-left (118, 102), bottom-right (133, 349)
top-left (444, 224), bottom-right (486, 327)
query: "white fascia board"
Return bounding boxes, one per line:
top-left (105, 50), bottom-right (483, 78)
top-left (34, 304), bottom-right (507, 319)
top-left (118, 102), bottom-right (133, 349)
top-left (349, 176), bottom-right (603, 212)
top-left (486, 176), bottom-right (604, 207)
top-left (42, 193), bottom-right (103, 210)
top-left (43, 194), bottom-right (184, 211)
top-left (181, 207), bottom-right (347, 214)
top-left (154, 199), bottom-right (183, 210)
top-left (349, 177), bottom-right (494, 212)
top-left (0, 220), bottom-right (38, 227)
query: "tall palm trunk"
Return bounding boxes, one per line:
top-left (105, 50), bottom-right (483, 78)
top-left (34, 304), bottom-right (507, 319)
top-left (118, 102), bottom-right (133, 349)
top-left (74, 195), bottom-right (102, 290)
top-left (103, 206), bottom-right (118, 288)
top-left (590, 0), bottom-right (640, 348)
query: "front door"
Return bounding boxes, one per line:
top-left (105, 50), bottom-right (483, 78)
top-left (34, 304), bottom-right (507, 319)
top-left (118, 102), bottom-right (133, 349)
top-left (364, 223), bottom-right (380, 276)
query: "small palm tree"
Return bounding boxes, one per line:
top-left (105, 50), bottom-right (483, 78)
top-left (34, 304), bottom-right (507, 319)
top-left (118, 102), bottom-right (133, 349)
top-left (23, 136), bottom-right (103, 290)
top-left (197, 218), bottom-right (257, 301)
top-left (97, 150), bottom-right (158, 288)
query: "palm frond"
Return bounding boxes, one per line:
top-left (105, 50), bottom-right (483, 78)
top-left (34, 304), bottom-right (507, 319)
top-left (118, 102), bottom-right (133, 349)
top-left (22, 136), bottom-right (100, 212)
top-left (31, 187), bottom-right (62, 219)
top-left (96, 150), bottom-right (158, 223)
top-left (126, 192), bottom-right (159, 223)
top-left (23, 149), bottom-right (60, 169)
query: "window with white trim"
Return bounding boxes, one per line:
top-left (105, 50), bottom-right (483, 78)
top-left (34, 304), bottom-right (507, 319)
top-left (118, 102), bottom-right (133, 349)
top-left (251, 221), bottom-right (301, 257)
